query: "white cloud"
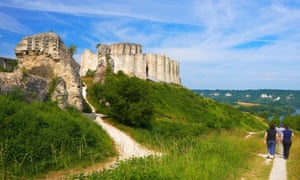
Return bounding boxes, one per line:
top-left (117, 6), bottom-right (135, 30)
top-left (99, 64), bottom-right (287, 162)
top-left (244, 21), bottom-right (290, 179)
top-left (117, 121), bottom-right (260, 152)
top-left (1, 0), bottom-right (300, 89)
top-left (0, 12), bottom-right (30, 33)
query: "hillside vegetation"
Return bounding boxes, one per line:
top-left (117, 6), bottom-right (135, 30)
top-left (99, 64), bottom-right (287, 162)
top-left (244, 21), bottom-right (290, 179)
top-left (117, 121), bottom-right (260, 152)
top-left (0, 91), bottom-right (116, 179)
top-left (80, 73), bottom-right (271, 179)
top-left (87, 72), bottom-right (267, 134)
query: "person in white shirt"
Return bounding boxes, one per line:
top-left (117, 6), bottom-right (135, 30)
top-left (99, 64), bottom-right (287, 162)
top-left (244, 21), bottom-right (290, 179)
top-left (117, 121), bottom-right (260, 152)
top-left (276, 124), bottom-right (285, 156)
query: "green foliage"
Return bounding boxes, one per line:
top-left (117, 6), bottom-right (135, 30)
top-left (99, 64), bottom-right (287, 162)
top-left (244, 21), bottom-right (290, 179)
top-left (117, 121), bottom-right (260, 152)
top-left (90, 72), bottom-right (153, 128)
top-left (105, 55), bottom-right (113, 74)
top-left (81, 98), bottom-right (92, 113)
top-left (85, 69), bottom-right (96, 78)
top-left (47, 77), bottom-right (59, 100)
top-left (96, 43), bottom-right (101, 49)
top-left (282, 114), bottom-right (300, 131)
top-left (88, 73), bottom-right (266, 132)
top-left (21, 67), bottom-right (29, 76)
top-left (0, 58), bottom-right (17, 72)
top-left (270, 115), bottom-right (280, 127)
top-left (148, 82), bottom-right (266, 132)
top-left (68, 44), bottom-right (77, 56)
top-left (0, 93), bottom-right (115, 178)
top-left (238, 105), bottom-right (294, 118)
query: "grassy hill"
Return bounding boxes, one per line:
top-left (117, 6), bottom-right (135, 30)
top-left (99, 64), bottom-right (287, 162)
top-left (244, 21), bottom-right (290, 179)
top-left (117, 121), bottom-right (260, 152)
top-left (86, 73), bottom-right (267, 135)
top-left (78, 73), bottom-right (275, 179)
top-left (0, 91), bottom-right (116, 179)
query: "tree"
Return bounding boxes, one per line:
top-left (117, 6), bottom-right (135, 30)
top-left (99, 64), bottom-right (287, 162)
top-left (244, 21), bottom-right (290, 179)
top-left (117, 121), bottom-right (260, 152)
top-left (91, 73), bottom-right (154, 128)
top-left (68, 44), bottom-right (77, 57)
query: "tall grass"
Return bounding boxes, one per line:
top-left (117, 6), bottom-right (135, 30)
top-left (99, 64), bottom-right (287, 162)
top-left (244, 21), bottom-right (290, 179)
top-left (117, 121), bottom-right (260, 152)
top-left (287, 131), bottom-right (300, 179)
top-left (80, 131), bottom-right (258, 179)
top-left (0, 93), bottom-right (116, 179)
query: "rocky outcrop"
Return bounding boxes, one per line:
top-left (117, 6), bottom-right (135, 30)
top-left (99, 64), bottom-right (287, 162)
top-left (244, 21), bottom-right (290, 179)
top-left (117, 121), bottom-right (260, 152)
top-left (13, 32), bottom-right (83, 110)
top-left (0, 72), bottom-right (48, 102)
top-left (80, 43), bottom-right (181, 85)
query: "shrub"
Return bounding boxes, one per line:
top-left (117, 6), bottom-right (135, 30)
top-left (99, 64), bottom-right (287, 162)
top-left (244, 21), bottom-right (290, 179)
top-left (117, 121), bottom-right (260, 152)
top-left (85, 69), bottom-right (96, 78)
top-left (90, 73), bottom-right (154, 128)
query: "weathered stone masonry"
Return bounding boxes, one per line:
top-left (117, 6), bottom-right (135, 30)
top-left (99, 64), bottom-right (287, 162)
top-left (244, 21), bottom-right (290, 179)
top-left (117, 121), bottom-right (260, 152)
top-left (80, 43), bottom-right (181, 84)
top-left (14, 32), bottom-right (83, 110)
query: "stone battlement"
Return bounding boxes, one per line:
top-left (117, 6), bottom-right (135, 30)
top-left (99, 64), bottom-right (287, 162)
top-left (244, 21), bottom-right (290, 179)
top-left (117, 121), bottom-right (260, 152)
top-left (80, 43), bottom-right (181, 84)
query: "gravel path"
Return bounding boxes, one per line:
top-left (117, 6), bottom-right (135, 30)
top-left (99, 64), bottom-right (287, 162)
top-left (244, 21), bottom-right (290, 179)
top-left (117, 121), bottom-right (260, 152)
top-left (82, 84), bottom-right (160, 160)
top-left (94, 115), bottom-right (161, 160)
top-left (269, 155), bottom-right (287, 180)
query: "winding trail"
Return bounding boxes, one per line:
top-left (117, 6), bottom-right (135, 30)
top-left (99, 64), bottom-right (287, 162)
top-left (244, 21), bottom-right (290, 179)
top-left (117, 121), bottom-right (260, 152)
top-left (81, 85), bottom-right (161, 162)
top-left (94, 115), bottom-right (160, 161)
top-left (82, 84), bottom-right (161, 159)
top-left (41, 85), bottom-right (160, 179)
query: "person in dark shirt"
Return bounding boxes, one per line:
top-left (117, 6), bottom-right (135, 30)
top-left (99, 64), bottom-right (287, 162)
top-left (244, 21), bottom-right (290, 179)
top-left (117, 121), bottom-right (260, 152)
top-left (264, 124), bottom-right (278, 159)
top-left (282, 125), bottom-right (294, 160)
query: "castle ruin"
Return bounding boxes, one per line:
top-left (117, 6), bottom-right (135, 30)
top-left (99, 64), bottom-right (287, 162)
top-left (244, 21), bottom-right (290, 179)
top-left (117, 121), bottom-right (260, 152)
top-left (80, 43), bottom-right (181, 84)
top-left (14, 32), bottom-right (83, 110)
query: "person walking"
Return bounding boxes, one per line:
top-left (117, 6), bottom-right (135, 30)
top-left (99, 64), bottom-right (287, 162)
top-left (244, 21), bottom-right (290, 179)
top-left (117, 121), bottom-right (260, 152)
top-left (264, 124), bottom-right (278, 159)
top-left (276, 124), bottom-right (285, 156)
top-left (282, 125), bottom-right (294, 160)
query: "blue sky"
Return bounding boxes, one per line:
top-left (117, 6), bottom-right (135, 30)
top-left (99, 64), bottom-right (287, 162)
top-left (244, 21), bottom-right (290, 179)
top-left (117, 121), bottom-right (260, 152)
top-left (1, 0), bottom-right (300, 90)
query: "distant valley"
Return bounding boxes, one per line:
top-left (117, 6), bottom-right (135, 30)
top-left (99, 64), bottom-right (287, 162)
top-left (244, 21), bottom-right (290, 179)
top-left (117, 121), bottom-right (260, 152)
top-left (193, 89), bottom-right (300, 118)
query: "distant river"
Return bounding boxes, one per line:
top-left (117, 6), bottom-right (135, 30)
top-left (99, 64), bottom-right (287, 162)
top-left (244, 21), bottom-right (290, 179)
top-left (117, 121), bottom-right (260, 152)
top-left (292, 108), bottom-right (300, 115)
top-left (269, 107), bottom-right (300, 121)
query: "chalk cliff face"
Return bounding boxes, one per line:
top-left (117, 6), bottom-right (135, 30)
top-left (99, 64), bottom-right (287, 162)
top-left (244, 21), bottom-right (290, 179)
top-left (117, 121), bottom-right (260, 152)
top-left (80, 43), bottom-right (181, 85)
top-left (14, 32), bottom-right (83, 110)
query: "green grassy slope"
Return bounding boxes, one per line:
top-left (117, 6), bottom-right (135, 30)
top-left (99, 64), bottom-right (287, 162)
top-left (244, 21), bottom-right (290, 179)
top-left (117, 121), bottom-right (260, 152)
top-left (87, 74), bottom-right (267, 134)
top-left (81, 74), bottom-right (270, 179)
top-left (0, 92), bottom-right (116, 179)
top-left (150, 82), bottom-right (267, 131)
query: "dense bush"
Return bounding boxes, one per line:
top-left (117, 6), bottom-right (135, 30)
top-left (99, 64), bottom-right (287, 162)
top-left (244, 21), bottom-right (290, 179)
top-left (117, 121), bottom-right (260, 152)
top-left (282, 114), bottom-right (300, 131)
top-left (90, 72), bottom-right (154, 128)
top-left (0, 92), bottom-right (115, 178)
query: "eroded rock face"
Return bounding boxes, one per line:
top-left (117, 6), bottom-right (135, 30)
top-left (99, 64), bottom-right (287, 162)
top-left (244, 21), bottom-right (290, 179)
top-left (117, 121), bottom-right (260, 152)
top-left (0, 72), bottom-right (48, 102)
top-left (14, 32), bottom-right (83, 110)
top-left (80, 43), bottom-right (181, 85)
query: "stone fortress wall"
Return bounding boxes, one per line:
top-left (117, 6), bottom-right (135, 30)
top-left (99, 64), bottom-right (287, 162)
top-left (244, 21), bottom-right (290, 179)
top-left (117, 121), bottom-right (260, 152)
top-left (80, 43), bottom-right (181, 85)
top-left (14, 32), bottom-right (83, 110)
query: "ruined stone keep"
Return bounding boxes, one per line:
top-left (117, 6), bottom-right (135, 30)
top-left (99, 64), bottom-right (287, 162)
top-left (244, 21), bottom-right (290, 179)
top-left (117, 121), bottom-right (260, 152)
top-left (80, 43), bottom-right (181, 84)
top-left (14, 32), bottom-right (83, 110)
